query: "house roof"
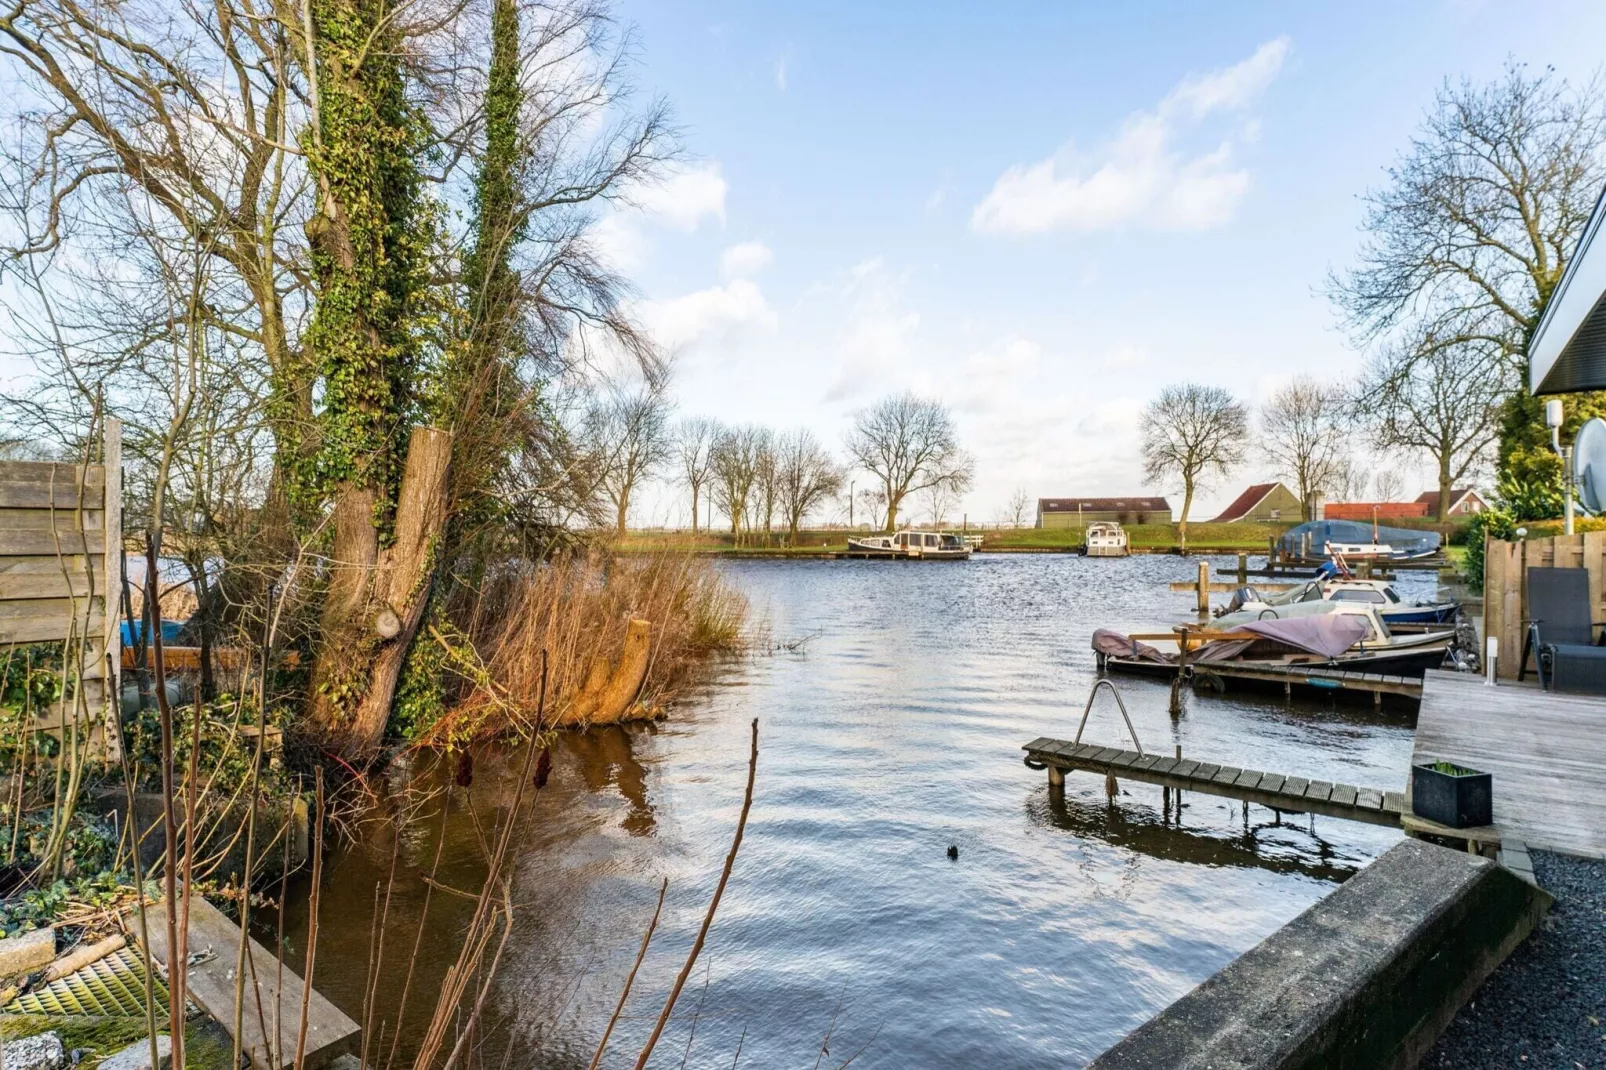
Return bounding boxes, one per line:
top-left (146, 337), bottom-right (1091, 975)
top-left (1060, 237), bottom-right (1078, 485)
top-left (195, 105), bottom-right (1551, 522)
top-left (1531, 184), bottom-right (1606, 394)
top-left (1039, 497), bottom-right (1171, 512)
top-left (1210, 482), bottom-right (1288, 522)
top-left (1413, 488), bottom-right (1482, 507)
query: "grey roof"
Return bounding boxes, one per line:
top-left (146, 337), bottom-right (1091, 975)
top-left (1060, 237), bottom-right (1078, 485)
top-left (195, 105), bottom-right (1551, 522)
top-left (1531, 184), bottom-right (1606, 395)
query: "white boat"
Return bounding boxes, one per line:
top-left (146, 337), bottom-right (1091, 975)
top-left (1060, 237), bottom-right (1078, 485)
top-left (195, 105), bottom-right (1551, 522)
top-left (1083, 522), bottom-right (1129, 557)
top-left (845, 529), bottom-right (972, 560)
top-left (1219, 577), bottom-right (1459, 627)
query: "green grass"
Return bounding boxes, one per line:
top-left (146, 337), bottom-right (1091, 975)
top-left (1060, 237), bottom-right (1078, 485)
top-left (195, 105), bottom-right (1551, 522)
top-left (982, 522), bottom-right (1293, 551)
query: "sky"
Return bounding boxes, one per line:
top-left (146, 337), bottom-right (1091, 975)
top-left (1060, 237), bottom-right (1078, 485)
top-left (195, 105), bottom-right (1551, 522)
top-left (602, 0), bottom-right (1606, 527)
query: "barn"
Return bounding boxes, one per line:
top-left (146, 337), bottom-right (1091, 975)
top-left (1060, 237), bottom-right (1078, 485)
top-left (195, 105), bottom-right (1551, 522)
top-left (1210, 482), bottom-right (1301, 523)
top-left (1037, 496), bottom-right (1172, 528)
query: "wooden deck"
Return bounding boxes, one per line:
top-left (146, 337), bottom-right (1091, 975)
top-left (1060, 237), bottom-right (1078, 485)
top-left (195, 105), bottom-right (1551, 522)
top-left (1022, 738), bottom-right (1406, 827)
top-left (133, 895), bottom-right (360, 1069)
top-left (1414, 669), bottom-right (1606, 858)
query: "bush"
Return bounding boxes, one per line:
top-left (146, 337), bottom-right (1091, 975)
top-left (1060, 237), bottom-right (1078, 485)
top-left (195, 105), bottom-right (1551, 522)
top-left (1464, 473), bottom-right (1566, 593)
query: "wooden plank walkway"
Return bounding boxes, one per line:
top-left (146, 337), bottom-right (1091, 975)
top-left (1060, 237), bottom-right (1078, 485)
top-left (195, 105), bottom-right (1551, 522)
top-left (133, 895), bottom-right (360, 1069)
top-left (1192, 662), bottom-right (1424, 700)
top-left (1023, 738), bottom-right (1406, 828)
top-left (1414, 669), bottom-right (1606, 859)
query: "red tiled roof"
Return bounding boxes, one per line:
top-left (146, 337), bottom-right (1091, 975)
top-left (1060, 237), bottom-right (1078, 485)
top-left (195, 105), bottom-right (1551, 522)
top-left (1210, 483), bottom-right (1280, 522)
top-left (1413, 488), bottom-right (1480, 506)
top-left (1039, 497), bottom-right (1171, 512)
top-left (1324, 502), bottom-right (1430, 520)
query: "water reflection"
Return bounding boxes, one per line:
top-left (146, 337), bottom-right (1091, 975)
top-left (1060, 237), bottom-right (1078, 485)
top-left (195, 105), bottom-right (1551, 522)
top-left (280, 555), bottom-right (1420, 1068)
top-left (1030, 784), bottom-right (1362, 884)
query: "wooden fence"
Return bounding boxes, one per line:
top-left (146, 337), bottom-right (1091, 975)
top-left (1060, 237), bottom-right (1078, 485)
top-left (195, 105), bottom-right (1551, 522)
top-left (1484, 531), bottom-right (1606, 679)
top-left (0, 420), bottom-right (122, 756)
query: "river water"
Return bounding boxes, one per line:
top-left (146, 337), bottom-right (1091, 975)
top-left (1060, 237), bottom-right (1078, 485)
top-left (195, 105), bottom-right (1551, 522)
top-left (277, 555), bottom-right (1438, 1068)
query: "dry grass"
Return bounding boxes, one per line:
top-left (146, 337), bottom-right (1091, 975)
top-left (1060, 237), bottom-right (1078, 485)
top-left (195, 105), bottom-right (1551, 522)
top-left (423, 550), bottom-right (747, 744)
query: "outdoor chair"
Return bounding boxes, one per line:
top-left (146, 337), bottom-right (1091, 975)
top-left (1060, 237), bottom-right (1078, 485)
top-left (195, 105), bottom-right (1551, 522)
top-left (1520, 566), bottom-right (1606, 692)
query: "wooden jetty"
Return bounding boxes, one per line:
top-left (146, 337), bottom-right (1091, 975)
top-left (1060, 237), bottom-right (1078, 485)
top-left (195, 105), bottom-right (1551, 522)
top-left (1414, 669), bottom-right (1606, 859)
top-left (134, 895), bottom-right (360, 1069)
top-left (1022, 738), bottom-right (1406, 828)
top-left (1190, 661), bottom-right (1423, 703)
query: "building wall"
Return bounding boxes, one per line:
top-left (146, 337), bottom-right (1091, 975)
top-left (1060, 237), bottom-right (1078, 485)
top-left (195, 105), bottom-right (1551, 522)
top-left (1238, 484), bottom-right (1301, 522)
top-left (1041, 508), bottom-right (1172, 528)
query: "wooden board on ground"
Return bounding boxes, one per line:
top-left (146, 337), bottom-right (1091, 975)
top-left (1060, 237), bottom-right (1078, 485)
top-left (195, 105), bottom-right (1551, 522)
top-left (1413, 669), bottom-right (1606, 858)
top-left (132, 895), bottom-right (360, 1069)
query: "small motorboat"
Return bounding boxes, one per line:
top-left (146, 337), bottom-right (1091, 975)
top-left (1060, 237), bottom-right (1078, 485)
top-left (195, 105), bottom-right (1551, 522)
top-left (1083, 522), bottom-right (1129, 557)
top-left (1218, 577), bottom-right (1459, 627)
top-left (1095, 601), bottom-right (1455, 680)
top-left (845, 529), bottom-right (972, 560)
top-left (1276, 519), bottom-right (1441, 565)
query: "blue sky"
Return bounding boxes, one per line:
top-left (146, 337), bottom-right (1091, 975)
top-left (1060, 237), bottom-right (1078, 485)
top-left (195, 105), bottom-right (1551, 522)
top-left (607, 0), bottom-right (1606, 524)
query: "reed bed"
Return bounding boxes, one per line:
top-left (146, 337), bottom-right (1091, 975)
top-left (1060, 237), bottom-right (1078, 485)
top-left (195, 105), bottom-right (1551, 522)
top-left (425, 550), bottom-right (748, 744)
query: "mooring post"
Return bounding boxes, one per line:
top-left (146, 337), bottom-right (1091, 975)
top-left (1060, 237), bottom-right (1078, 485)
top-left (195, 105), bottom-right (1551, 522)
top-left (1196, 560), bottom-right (1210, 615)
top-left (1048, 765), bottom-right (1064, 788)
top-left (1237, 552), bottom-right (1248, 585)
top-left (1105, 772), bottom-right (1118, 800)
top-left (1171, 627), bottom-right (1189, 715)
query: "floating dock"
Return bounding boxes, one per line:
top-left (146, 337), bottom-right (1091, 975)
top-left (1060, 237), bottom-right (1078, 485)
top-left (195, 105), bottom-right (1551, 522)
top-left (1022, 738), bottom-right (1406, 827)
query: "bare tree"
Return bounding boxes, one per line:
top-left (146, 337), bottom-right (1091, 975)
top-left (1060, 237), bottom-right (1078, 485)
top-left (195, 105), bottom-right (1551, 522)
top-left (1140, 384), bottom-right (1247, 534)
top-left (1003, 488), bottom-right (1033, 529)
top-left (674, 418), bottom-right (719, 533)
top-left (1374, 469), bottom-right (1406, 503)
top-left (590, 384), bottom-right (672, 536)
top-left (1358, 340), bottom-right (1504, 519)
top-left (1328, 63), bottom-right (1606, 481)
top-left (1262, 377), bottom-right (1349, 520)
top-left (775, 430), bottom-right (841, 544)
top-left (922, 483), bottom-right (956, 527)
top-left (752, 430), bottom-right (778, 542)
top-left (710, 426), bottom-right (763, 539)
top-left (845, 393), bottom-right (972, 531)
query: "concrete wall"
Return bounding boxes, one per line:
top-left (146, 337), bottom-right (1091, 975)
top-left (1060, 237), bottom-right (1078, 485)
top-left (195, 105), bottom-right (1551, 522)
top-left (1089, 839), bottom-right (1551, 1070)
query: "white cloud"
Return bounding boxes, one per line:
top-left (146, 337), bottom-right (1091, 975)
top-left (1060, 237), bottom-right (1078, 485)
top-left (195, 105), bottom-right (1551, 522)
top-left (824, 258), bottom-right (921, 402)
top-left (633, 163), bottom-right (728, 231)
top-left (640, 279), bottom-right (776, 350)
top-left (720, 240), bottom-right (774, 278)
top-left (971, 37), bottom-right (1289, 235)
top-left (590, 213), bottom-right (650, 272)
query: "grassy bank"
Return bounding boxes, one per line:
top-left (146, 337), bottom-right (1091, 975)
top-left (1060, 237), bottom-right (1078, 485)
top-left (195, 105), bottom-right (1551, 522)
top-left (616, 522), bottom-right (1296, 555)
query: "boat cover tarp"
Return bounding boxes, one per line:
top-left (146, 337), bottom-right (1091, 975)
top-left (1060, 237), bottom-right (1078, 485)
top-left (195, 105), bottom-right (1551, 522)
top-left (1093, 614), bottom-right (1368, 665)
top-left (1235, 615), bottom-right (1368, 658)
top-left (1276, 519), bottom-right (1440, 558)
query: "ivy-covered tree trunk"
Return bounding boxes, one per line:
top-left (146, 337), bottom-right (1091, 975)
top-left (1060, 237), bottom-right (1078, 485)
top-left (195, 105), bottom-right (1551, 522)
top-left (303, 0), bottom-right (444, 751)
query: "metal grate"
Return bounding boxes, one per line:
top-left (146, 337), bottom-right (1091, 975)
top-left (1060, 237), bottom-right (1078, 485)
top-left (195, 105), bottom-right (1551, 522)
top-left (4, 947), bottom-right (169, 1018)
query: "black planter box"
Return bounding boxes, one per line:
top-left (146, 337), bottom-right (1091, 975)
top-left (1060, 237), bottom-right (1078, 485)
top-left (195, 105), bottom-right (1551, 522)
top-left (1411, 761), bottom-right (1493, 829)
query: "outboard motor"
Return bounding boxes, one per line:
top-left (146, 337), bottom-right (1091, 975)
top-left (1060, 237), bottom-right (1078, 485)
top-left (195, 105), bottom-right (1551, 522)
top-left (1218, 586), bottom-right (1260, 616)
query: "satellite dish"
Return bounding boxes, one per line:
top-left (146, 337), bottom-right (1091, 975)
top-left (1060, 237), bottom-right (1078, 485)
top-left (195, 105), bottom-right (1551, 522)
top-left (1574, 417), bottom-right (1606, 514)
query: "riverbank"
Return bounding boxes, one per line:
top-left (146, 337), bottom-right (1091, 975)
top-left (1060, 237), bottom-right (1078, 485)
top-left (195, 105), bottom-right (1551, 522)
top-left (615, 521), bottom-right (1297, 557)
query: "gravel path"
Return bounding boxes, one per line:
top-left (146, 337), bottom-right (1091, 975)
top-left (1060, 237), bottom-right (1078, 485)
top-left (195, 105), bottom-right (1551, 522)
top-left (1423, 852), bottom-right (1606, 1069)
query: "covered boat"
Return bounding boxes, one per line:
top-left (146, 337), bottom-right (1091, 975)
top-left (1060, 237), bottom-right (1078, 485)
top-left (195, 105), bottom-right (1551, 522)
top-left (1275, 519), bottom-right (1440, 564)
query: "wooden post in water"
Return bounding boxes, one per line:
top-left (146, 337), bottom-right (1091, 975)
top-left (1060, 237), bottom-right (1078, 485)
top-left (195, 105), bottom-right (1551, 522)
top-left (1048, 765), bottom-right (1064, 789)
top-left (1237, 553), bottom-right (1248, 585)
top-left (1196, 561), bottom-right (1210, 616)
top-left (1170, 627), bottom-right (1189, 715)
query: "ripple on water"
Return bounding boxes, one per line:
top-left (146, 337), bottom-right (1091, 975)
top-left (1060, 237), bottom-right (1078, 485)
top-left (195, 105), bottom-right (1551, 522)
top-left (280, 554), bottom-right (1423, 1068)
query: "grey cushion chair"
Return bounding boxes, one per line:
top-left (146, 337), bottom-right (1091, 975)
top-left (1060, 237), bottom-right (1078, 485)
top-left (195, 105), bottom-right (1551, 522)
top-left (1520, 566), bottom-right (1606, 692)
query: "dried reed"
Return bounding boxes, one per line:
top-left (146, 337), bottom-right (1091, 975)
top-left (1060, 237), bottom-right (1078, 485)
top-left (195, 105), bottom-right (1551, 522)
top-left (427, 550), bottom-right (747, 743)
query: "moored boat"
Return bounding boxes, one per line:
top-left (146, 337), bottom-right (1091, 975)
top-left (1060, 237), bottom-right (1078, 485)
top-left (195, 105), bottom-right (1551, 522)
top-left (1217, 576), bottom-right (1459, 627)
top-left (1083, 522), bottom-right (1129, 557)
top-left (845, 529), bottom-right (972, 559)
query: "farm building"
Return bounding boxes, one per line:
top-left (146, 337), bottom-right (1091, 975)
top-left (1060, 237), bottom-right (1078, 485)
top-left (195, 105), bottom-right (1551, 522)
top-left (1321, 500), bottom-right (1429, 521)
top-left (1413, 488), bottom-right (1488, 516)
top-left (1210, 482), bottom-right (1301, 523)
top-left (1037, 497), bottom-right (1172, 528)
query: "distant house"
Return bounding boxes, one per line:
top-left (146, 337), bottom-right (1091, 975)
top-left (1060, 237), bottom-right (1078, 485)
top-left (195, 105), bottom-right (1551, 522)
top-left (1413, 488), bottom-right (1488, 517)
top-left (1037, 497), bottom-right (1173, 528)
top-left (1321, 501), bottom-right (1431, 521)
top-left (1210, 482), bottom-right (1301, 523)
